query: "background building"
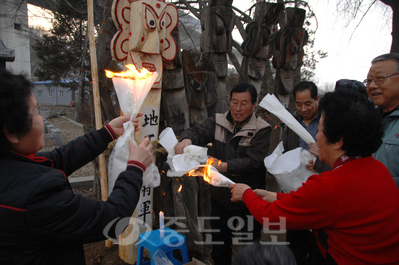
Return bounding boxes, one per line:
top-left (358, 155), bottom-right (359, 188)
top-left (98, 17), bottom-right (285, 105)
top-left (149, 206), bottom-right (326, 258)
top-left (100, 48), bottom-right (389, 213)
top-left (0, 0), bottom-right (31, 77)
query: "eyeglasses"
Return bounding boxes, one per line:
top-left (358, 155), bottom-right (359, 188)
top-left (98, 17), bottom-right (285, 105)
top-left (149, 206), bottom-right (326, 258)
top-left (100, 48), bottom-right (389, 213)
top-left (363, 73), bottom-right (399, 87)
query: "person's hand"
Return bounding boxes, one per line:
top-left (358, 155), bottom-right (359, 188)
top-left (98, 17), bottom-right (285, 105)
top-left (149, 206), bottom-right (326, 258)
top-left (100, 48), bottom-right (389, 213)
top-left (254, 189), bottom-right (277, 202)
top-left (308, 142), bottom-right (319, 157)
top-left (128, 137), bottom-right (153, 168)
top-left (306, 160), bottom-right (317, 173)
top-left (229, 183), bottom-right (251, 202)
top-left (210, 157), bottom-right (228, 172)
top-left (108, 113), bottom-right (143, 137)
top-left (174, 138), bottom-right (192, 154)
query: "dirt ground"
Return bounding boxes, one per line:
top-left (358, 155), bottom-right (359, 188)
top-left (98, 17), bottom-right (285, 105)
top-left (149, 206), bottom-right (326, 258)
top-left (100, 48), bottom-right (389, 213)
top-left (40, 105), bottom-right (285, 265)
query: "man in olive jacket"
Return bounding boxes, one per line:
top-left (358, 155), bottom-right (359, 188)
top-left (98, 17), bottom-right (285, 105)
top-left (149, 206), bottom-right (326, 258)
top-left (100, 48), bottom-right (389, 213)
top-left (175, 82), bottom-right (271, 265)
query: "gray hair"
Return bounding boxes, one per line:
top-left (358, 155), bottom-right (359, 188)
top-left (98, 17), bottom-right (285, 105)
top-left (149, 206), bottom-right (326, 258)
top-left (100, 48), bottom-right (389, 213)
top-left (371, 53), bottom-right (399, 72)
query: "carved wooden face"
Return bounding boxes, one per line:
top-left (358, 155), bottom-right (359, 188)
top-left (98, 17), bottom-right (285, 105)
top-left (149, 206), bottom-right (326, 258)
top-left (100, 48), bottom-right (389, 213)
top-left (129, 0), bottom-right (166, 54)
top-left (200, 6), bottom-right (235, 53)
top-left (129, 0), bottom-right (177, 60)
top-left (247, 57), bottom-right (267, 79)
top-left (111, 0), bottom-right (178, 63)
top-left (272, 27), bottom-right (308, 71)
top-left (242, 22), bottom-right (277, 60)
top-left (278, 68), bottom-right (294, 94)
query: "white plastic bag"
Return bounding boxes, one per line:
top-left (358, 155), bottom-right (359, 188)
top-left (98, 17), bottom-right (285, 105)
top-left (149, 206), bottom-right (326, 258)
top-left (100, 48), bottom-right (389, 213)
top-left (265, 141), bottom-right (315, 193)
top-left (153, 249), bottom-right (173, 265)
top-left (108, 72), bottom-right (160, 194)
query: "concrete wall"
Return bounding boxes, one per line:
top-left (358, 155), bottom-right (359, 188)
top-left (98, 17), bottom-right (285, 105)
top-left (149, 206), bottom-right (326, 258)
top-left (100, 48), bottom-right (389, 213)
top-left (33, 82), bottom-right (74, 106)
top-left (0, 0), bottom-right (31, 77)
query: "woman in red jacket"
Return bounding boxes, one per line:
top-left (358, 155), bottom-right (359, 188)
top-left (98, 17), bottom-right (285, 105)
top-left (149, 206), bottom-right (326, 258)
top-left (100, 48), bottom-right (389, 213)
top-left (230, 89), bottom-right (399, 265)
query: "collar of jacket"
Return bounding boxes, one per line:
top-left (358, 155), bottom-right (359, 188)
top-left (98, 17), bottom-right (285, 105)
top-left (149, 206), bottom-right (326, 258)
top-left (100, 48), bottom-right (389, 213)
top-left (381, 104), bottom-right (399, 118)
top-left (2, 151), bottom-right (54, 168)
top-left (218, 111), bottom-right (257, 136)
top-left (297, 111), bottom-right (321, 124)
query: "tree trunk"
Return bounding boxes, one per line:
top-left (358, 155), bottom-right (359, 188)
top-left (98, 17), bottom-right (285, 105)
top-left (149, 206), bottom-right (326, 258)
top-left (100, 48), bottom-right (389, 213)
top-left (95, 0), bottom-right (118, 122)
top-left (380, 0), bottom-right (399, 53)
top-left (75, 29), bottom-right (89, 122)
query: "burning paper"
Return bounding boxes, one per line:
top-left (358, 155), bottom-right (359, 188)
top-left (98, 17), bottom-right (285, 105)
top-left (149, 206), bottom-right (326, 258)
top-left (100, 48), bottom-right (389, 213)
top-left (105, 65), bottom-right (156, 116)
top-left (186, 158), bottom-right (235, 187)
top-left (158, 127), bottom-right (234, 186)
top-left (259, 94), bottom-right (315, 144)
top-left (106, 65), bottom-right (160, 192)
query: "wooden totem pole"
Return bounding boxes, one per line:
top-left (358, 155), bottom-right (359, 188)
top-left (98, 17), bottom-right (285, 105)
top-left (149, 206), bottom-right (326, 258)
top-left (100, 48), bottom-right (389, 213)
top-left (200, 0), bottom-right (235, 117)
top-left (110, 0), bottom-right (178, 263)
top-left (161, 24), bottom-right (190, 136)
top-left (272, 7), bottom-right (308, 108)
top-left (182, 50), bottom-right (220, 127)
top-left (239, 2), bottom-right (284, 98)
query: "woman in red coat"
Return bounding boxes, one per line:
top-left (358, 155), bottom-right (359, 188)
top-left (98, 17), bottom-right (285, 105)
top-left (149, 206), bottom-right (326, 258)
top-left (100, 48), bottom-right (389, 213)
top-left (230, 89), bottom-right (399, 265)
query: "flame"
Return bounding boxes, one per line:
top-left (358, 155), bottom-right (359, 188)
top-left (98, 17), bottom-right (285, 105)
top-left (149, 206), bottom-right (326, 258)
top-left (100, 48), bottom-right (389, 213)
top-left (202, 158), bottom-right (215, 183)
top-left (187, 169), bottom-right (196, 176)
top-left (105, 64), bottom-right (153, 80)
top-left (185, 157), bottom-right (222, 184)
top-left (178, 185), bottom-right (182, 192)
top-left (274, 125), bottom-right (278, 129)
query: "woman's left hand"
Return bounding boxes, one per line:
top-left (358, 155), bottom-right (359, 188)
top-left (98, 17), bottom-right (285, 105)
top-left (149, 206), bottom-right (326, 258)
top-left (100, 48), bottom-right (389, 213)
top-left (229, 183), bottom-right (251, 202)
top-left (108, 113), bottom-right (143, 137)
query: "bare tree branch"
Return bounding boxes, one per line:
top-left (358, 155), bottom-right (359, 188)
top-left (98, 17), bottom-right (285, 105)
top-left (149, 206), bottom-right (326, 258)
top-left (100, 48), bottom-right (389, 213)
top-left (348, 0), bottom-right (378, 43)
top-left (62, 0), bottom-right (86, 14)
top-left (178, 20), bottom-right (198, 52)
top-left (177, 0), bottom-right (200, 19)
top-left (234, 16), bottom-right (247, 41)
top-left (232, 6), bottom-right (253, 24)
top-left (232, 40), bottom-right (243, 55)
top-left (228, 51), bottom-right (241, 72)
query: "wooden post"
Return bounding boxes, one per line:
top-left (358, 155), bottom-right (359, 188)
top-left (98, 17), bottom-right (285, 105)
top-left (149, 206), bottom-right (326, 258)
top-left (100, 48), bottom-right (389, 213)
top-left (87, 0), bottom-right (112, 248)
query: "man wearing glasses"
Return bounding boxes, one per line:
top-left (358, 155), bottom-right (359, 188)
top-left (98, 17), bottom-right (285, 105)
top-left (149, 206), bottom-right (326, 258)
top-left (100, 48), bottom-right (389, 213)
top-left (364, 53), bottom-right (399, 187)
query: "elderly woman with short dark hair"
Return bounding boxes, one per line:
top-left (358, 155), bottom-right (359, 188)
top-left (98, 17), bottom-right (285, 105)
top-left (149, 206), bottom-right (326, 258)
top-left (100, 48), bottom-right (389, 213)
top-left (0, 69), bottom-right (153, 265)
top-left (230, 89), bottom-right (399, 264)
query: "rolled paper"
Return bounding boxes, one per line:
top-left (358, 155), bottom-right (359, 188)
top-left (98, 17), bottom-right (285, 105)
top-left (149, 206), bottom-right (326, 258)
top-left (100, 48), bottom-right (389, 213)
top-left (259, 94), bottom-right (315, 144)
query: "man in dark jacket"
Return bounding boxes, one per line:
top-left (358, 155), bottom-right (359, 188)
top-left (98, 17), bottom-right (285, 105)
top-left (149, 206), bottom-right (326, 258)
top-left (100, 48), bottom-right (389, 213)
top-left (0, 69), bottom-right (153, 265)
top-left (281, 81), bottom-right (327, 265)
top-left (175, 82), bottom-right (271, 265)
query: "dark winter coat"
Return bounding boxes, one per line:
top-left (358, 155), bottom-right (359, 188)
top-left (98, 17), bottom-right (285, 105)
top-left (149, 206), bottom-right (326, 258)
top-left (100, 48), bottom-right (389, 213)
top-left (0, 127), bottom-right (143, 265)
top-left (179, 111), bottom-right (271, 210)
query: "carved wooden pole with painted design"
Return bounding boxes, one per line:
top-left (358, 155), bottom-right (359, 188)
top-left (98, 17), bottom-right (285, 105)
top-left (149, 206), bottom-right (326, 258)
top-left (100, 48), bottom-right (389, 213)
top-left (110, 0), bottom-right (178, 263)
